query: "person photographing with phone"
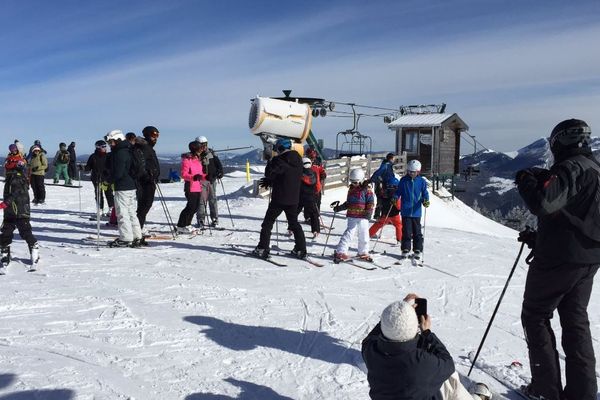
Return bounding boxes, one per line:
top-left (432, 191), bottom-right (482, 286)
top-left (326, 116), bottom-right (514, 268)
top-left (361, 294), bottom-right (492, 400)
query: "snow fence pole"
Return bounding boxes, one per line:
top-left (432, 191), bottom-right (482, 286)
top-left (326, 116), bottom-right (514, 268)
top-left (371, 203), bottom-right (393, 253)
top-left (321, 201), bottom-right (339, 256)
top-left (468, 241), bottom-right (526, 377)
top-left (218, 179), bottom-right (235, 228)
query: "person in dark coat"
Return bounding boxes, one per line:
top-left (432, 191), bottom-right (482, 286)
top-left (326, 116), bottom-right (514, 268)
top-left (254, 138), bottom-right (306, 259)
top-left (1, 145), bottom-right (39, 267)
top-left (195, 136), bottom-right (224, 228)
top-left (67, 142), bottom-right (77, 181)
top-left (370, 153), bottom-right (397, 219)
top-left (362, 294), bottom-right (483, 400)
top-left (105, 130), bottom-right (142, 247)
top-left (515, 118), bottom-right (600, 400)
top-left (85, 140), bottom-right (114, 214)
top-left (135, 126), bottom-right (161, 230)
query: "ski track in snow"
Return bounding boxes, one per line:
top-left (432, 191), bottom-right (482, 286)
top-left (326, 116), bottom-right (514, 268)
top-left (0, 175), bottom-right (599, 399)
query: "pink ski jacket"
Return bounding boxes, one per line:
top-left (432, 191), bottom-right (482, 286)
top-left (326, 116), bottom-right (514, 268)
top-left (181, 153), bottom-right (206, 192)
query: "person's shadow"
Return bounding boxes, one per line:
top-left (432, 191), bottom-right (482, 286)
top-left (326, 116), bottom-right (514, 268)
top-left (185, 377), bottom-right (294, 399)
top-left (183, 316), bottom-right (361, 366)
top-left (0, 372), bottom-right (75, 399)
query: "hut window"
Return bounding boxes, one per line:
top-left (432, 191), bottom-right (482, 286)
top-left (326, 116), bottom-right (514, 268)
top-left (405, 131), bottom-right (418, 154)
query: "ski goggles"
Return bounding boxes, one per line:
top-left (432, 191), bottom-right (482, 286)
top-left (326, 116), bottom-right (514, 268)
top-left (549, 126), bottom-right (592, 147)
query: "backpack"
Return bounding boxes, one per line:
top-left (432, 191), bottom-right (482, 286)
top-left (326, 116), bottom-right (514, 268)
top-left (129, 146), bottom-right (147, 181)
top-left (59, 151), bottom-right (69, 163)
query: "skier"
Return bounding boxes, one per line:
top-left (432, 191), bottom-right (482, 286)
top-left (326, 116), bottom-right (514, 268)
top-left (26, 139), bottom-right (47, 161)
top-left (369, 176), bottom-right (402, 243)
top-left (253, 138), bottom-right (307, 260)
top-left (195, 136), bottom-right (223, 228)
top-left (29, 146), bottom-right (48, 205)
top-left (1, 145), bottom-right (39, 270)
top-left (305, 147), bottom-right (326, 213)
top-left (85, 140), bottom-right (114, 216)
top-left (393, 159), bottom-right (429, 260)
top-left (332, 168), bottom-right (374, 262)
top-left (177, 141), bottom-right (206, 234)
top-left (370, 153), bottom-right (397, 219)
top-left (361, 294), bottom-right (491, 400)
top-left (135, 126), bottom-right (161, 231)
top-left (515, 119), bottom-right (599, 400)
top-left (67, 142), bottom-right (77, 181)
top-left (297, 157), bottom-right (320, 238)
top-left (53, 142), bottom-right (71, 185)
top-left (105, 130), bottom-right (142, 247)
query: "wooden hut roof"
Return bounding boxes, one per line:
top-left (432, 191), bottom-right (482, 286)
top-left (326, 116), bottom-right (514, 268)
top-left (387, 113), bottom-right (468, 131)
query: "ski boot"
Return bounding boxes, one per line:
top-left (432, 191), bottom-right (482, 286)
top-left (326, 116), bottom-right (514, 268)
top-left (518, 385), bottom-right (548, 400)
top-left (29, 242), bottom-right (40, 265)
top-left (252, 247), bottom-right (270, 260)
top-left (357, 253), bottom-right (374, 262)
top-left (291, 248), bottom-right (307, 260)
top-left (333, 251), bottom-right (350, 264)
top-left (108, 238), bottom-right (132, 248)
top-left (471, 382), bottom-right (493, 400)
top-left (399, 250), bottom-right (410, 259)
top-left (413, 250), bottom-right (422, 260)
top-left (1, 246), bottom-right (10, 273)
top-left (210, 219), bottom-right (219, 228)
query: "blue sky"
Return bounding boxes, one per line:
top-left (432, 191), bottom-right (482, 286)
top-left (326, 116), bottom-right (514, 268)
top-left (1, 0), bottom-right (599, 155)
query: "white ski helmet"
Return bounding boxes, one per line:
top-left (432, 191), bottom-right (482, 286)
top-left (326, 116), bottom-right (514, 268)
top-left (349, 168), bottom-right (365, 183)
top-left (195, 136), bottom-right (208, 144)
top-left (105, 129), bottom-right (125, 142)
top-left (407, 159), bottom-right (422, 172)
top-left (302, 157), bottom-right (312, 168)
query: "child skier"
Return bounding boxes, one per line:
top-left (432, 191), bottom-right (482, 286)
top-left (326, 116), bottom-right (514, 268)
top-left (369, 176), bottom-right (402, 243)
top-left (298, 157), bottom-right (320, 238)
top-left (1, 144), bottom-right (39, 271)
top-left (393, 159), bottom-right (429, 260)
top-left (332, 168), bottom-right (375, 263)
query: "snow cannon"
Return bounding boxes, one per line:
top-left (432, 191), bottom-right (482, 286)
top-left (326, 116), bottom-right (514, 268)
top-left (249, 96), bottom-right (312, 159)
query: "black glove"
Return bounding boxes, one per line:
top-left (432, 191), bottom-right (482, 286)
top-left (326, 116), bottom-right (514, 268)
top-left (217, 172), bottom-right (224, 179)
top-left (193, 174), bottom-right (202, 181)
top-left (259, 177), bottom-right (272, 189)
top-left (518, 227), bottom-right (537, 249)
top-left (516, 168), bottom-right (551, 185)
top-left (32, 166), bottom-right (39, 172)
top-left (330, 201), bottom-right (340, 209)
top-left (333, 205), bottom-right (343, 213)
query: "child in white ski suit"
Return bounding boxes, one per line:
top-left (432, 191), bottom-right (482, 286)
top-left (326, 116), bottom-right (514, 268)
top-left (333, 168), bottom-right (374, 262)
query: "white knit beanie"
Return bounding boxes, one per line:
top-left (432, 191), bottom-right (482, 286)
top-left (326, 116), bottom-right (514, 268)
top-left (380, 300), bottom-right (419, 342)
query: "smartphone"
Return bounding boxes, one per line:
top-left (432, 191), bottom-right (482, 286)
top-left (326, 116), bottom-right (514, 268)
top-left (415, 298), bottom-right (427, 318)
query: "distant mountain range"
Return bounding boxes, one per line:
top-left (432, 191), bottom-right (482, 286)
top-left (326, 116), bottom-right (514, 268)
top-left (456, 137), bottom-right (600, 215)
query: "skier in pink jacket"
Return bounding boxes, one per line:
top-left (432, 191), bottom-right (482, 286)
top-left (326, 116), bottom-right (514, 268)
top-left (176, 141), bottom-right (206, 234)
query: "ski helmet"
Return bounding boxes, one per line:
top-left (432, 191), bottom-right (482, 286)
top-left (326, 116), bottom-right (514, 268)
top-left (302, 157), bottom-right (312, 168)
top-left (142, 126), bottom-right (159, 139)
top-left (407, 159), bottom-right (421, 172)
top-left (189, 141), bottom-right (202, 153)
top-left (549, 118), bottom-right (591, 156)
top-left (59, 142), bottom-right (67, 149)
top-left (125, 132), bottom-right (136, 141)
top-left (105, 130), bottom-right (125, 142)
top-left (195, 136), bottom-right (208, 144)
top-left (275, 138), bottom-right (292, 152)
top-left (349, 168), bottom-right (365, 183)
top-left (8, 143), bottom-right (18, 153)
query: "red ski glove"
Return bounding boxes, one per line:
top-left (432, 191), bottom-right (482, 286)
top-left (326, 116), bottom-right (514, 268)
top-left (0, 202), bottom-right (7, 210)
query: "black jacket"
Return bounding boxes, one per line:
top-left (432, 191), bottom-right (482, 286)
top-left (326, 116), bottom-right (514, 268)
top-left (361, 323), bottom-right (455, 400)
top-left (201, 148), bottom-right (223, 183)
top-left (518, 151), bottom-right (600, 268)
top-left (266, 150), bottom-right (303, 206)
top-left (135, 137), bottom-right (160, 183)
top-left (109, 141), bottom-right (136, 191)
top-left (67, 144), bottom-right (76, 165)
top-left (299, 168), bottom-right (317, 203)
top-left (2, 171), bottom-right (31, 219)
top-left (85, 150), bottom-right (109, 183)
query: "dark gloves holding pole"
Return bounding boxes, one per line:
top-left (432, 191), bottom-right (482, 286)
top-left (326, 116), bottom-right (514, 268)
top-left (193, 174), bottom-right (203, 181)
top-left (517, 226), bottom-right (537, 249)
top-left (515, 167), bottom-right (552, 186)
top-left (259, 177), bottom-right (272, 189)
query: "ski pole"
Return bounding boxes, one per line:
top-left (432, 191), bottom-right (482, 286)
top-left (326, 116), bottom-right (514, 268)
top-left (421, 206), bottom-right (427, 264)
top-left (372, 203), bottom-right (394, 253)
top-left (96, 180), bottom-right (101, 251)
top-left (468, 241), bottom-right (526, 377)
top-left (78, 167), bottom-right (82, 214)
top-left (321, 201), bottom-right (339, 256)
top-left (156, 183), bottom-right (177, 239)
top-left (202, 193), bottom-right (212, 236)
top-left (219, 179), bottom-right (235, 228)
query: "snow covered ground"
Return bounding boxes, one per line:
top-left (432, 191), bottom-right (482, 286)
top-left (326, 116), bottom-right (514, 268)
top-left (0, 173), bottom-right (599, 399)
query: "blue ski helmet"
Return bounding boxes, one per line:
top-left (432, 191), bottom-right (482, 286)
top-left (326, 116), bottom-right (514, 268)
top-left (275, 138), bottom-right (292, 152)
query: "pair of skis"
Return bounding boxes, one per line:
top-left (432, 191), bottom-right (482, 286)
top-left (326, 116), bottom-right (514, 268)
top-left (227, 245), bottom-right (324, 268)
top-left (394, 253), bottom-right (424, 267)
top-left (465, 354), bottom-right (532, 399)
top-left (1, 257), bottom-right (39, 274)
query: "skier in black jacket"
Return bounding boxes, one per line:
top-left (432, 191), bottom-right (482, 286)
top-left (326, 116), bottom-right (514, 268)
top-left (67, 142), bottom-right (77, 181)
top-left (253, 138), bottom-right (306, 259)
top-left (516, 118), bottom-right (599, 400)
top-left (85, 140), bottom-right (114, 214)
top-left (362, 294), bottom-right (485, 400)
top-left (136, 126), bottom-right (161, 230)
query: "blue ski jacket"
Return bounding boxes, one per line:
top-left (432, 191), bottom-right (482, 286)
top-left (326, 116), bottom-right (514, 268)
top-left (394, 175), bottom-right (429, 218)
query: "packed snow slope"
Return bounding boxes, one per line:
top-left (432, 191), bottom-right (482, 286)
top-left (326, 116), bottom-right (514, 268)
top-left (0, 174), bottom-right (599, 400)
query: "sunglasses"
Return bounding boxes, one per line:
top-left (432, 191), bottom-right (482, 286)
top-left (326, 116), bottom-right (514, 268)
top-left (149, 131), bottom-right (160, 139)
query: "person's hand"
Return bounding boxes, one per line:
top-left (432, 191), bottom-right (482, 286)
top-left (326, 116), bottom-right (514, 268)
top-left (31, 166), bottom-right (39, 172)
top-left (217, 172), bottom-right (224, 180)
top-left (420, 314), bottom-right (432, 331)
top-left (403, 293), bottom-right (418, 305)
top-left (100, 182), bottom-right (110, 191)
top-left (423, 200), bottom-right (430, 208)
top-left (330, 201), bottom-right (340, 209)
top-left (259, 177), bottom-right (271, 189)
top-left (193, 174), bottom-right (203, 181)
top-left (518, 227), bottom-right (537, 249)
top-left (0, 202), bottom-right (7, 210)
